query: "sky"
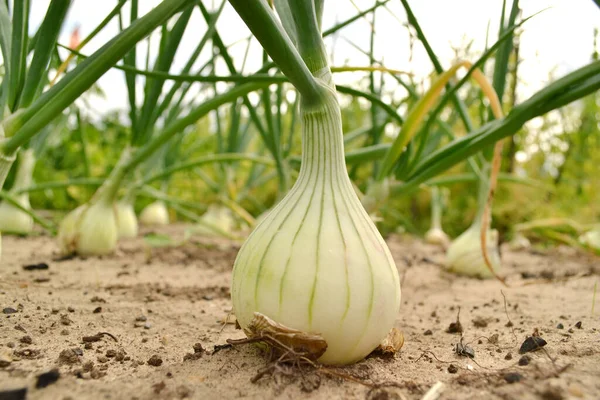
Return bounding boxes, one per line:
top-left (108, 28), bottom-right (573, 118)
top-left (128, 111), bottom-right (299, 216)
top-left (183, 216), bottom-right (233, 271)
top-left (23, 0), bottom-right (600, 119)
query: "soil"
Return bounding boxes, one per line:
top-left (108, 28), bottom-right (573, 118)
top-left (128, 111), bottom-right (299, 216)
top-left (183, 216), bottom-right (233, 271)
top-left (1, 224), bottom-right (599, 400)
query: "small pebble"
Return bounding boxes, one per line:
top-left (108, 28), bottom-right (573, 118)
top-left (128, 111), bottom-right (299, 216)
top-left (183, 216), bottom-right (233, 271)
top-left (556, 323), bottom-right (564, 329)
top-left (574, 321), bottom-right (582, 329)
top-left (3, 307), bottom-right (18, 315)
top-left (68, 306), bottom-right (75, 313)
top-left (447, 364), bottom-right (458, 374)
top-left (423, 329), bottom-right (433, 336)
top-left (505, 353), bottom-right (513, 360)
top-left (93, 307), bottom-right (102, 314)
top-left (518, 355), bottom-right (530, 366)
top-left (519, 336), bottom-right (547, 354)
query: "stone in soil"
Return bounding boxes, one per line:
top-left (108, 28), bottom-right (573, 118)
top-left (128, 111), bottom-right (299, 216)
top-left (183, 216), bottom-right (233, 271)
top-left (519, 336), bottom-right (547, 354)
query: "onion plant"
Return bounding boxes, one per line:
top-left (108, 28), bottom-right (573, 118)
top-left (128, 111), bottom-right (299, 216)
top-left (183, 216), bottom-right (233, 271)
top-left (0, 0), bottom-right (192, 261)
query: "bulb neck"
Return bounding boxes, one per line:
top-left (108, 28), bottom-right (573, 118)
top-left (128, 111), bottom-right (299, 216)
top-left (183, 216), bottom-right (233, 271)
top-left (12, 149), bottom-right (35, 191)
top-left (430, 186), bottom-right (442, 230)
top-left (0, 140), bottom-right (16, 190)
top-left (91, 147), bottom-right (132, 207)
top-left (298, 90), bottom-right (348, 185)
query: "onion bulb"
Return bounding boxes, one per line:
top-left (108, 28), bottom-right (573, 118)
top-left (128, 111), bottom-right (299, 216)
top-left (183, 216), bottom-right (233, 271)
top-left (508, 233), bottom-right (531, 251)
top-left (0, 195), bottom-right (34, 234)
top-left (425, 227), bottom-right (450, 247)
top-left (446, 224), bottom-right (501, 278)
top-left (232, 89), bottom-right (401, 365)
top-left (139, 201), bottom-right (169, 226)
top-left (579, 227), bottom-right (600, 251)
top-left (116, 201), bottom-right (138, 238)
top-left (58, 199), bottom-right (118, 256)
top-left (194, 204), bottom-right (235, 236)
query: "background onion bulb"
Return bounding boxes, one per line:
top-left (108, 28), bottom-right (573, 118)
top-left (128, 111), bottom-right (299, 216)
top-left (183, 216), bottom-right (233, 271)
top-left (139, 201), bottom-right (169, 226)
top-left (57, 200), bottom-right (118, 256)
top-left (446, 224), bottom-right (501, 278)
top-left (425, 227), bottom-right (450, 247)
top-left (0, 194), bottom-right (34, 234)
top-left (116, 201), bottom-right (138, 238)
top-left (232, 92), bottom-right (401, 365)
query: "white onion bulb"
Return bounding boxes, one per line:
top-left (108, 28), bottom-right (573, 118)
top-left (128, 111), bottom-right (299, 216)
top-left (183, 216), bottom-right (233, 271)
top-left (232, 90), bottom-right (401, 365)
top-left (139, 201), bottom-right (169, 226)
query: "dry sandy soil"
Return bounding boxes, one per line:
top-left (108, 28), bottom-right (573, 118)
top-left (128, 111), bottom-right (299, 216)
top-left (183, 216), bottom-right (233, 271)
top-left (1, 224), bottom-right (599, 400)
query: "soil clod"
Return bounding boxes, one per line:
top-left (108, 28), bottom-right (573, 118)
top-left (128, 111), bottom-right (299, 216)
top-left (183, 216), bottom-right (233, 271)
top-left (148, 355), bottom-right (163, 366)
top-left (504, 372), bottom-right (523, 384)
top-left (446, 308), bottom-right (463, 334)
top-left (58, 348), bottom-right (83, 364)
top-left (448, 364), bottom-right (458, 374)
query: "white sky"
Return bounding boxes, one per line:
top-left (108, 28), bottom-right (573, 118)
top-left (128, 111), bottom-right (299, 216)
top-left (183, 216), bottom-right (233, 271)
top-left (25, 0), bottom-right (600, 118)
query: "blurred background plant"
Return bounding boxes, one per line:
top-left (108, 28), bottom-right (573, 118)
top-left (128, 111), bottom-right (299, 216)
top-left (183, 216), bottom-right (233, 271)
top-left (0, 0), bottom-right (598, 257)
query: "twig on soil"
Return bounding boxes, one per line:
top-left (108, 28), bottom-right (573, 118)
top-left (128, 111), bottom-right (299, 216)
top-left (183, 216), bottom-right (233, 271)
top-left (501, 290), bottom-right (518, 343)
top-left (82, 332), bottom-right (118, 343)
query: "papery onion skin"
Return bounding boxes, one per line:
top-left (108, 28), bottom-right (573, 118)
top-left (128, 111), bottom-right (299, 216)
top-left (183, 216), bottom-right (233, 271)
top-left (232, 93), bottom-right (401, 365)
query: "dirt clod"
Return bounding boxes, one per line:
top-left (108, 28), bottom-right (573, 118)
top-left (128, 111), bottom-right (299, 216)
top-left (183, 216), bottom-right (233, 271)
top-left (448, 364), bottom-right (458, 374)
top-left (504, 372), bottom-right (523, 384)
top-left (19, 335), bottom-right (32, 344)
top-left (147, 355), bottom-right (163, 367)
top-left (58, 348), bottom-right (82, 364)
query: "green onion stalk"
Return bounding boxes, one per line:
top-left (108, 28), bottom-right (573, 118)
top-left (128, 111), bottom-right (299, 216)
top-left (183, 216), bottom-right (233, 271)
top-left (0, 148), bottom-right (35, 235)
top-left (445, 165), bottom-right (501, 278)
top-left (229, 0), bottom-right (400, 365)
